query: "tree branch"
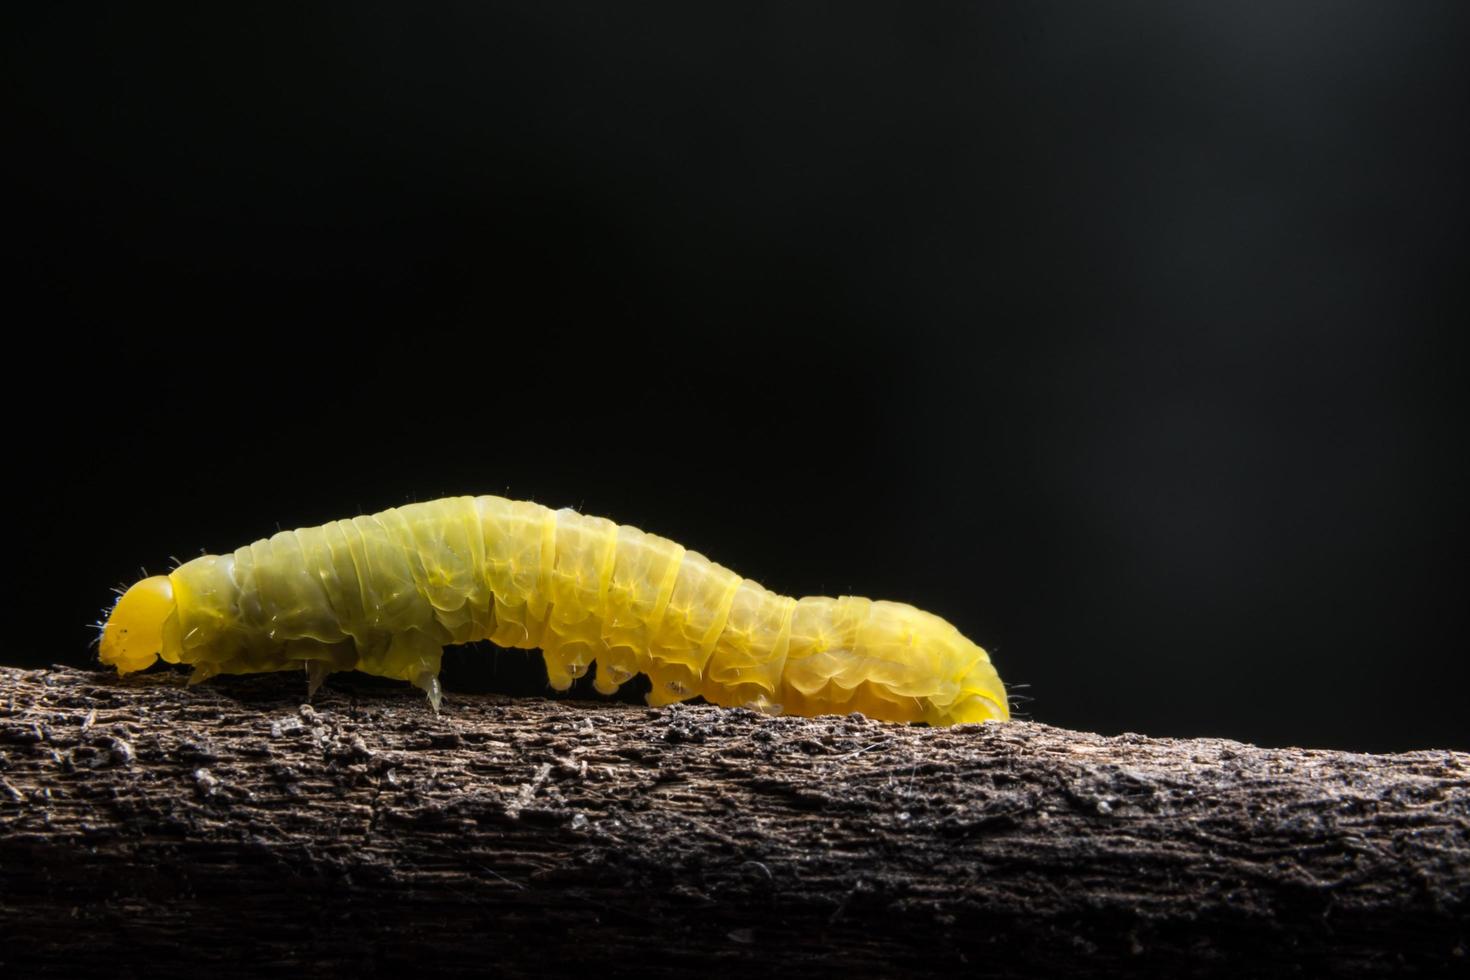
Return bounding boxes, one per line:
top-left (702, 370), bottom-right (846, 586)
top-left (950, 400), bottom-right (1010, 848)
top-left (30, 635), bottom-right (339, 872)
top-left (1, 666), bottom-right (1465, 977)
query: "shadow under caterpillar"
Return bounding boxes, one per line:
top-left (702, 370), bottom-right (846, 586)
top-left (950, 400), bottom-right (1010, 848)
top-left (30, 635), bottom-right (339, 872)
top-left (100, 496), bottom-right (1008, 725)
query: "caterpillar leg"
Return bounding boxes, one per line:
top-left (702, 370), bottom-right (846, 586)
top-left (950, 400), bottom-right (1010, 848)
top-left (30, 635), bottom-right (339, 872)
top-left (390, 632), bottom-right (446, 713)
top-left (292, 640), bottom-right (358, 701)
top-left (743, 693), bottom-right (784, 717)
top-left (593, 645), bottom-right (640, 696)
top-left (187, 663), bottom-right (220, 687)
top-left (413, 671), bottom-right (444, 714)
top-left (356, 630), bottom-right (446, 713)
top-left (645, 663), bottom-right (702, 707)
top-left (305, 660), bottom-right (333, 700)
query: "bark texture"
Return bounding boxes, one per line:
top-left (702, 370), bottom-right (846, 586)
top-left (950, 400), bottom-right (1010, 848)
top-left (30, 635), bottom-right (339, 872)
top-left (1, 665), bottom-right (1465, 977)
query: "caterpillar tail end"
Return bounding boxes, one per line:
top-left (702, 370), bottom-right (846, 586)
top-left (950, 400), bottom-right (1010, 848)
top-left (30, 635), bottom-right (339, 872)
top-left (100, 576), bottom-right (176, 676)
top-left (927, 656), bottom-right (1011, 726)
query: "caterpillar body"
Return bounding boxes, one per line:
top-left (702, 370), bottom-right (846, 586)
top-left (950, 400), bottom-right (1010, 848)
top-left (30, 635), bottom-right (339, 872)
top-left (100, 496), bottom-right (1009, 726)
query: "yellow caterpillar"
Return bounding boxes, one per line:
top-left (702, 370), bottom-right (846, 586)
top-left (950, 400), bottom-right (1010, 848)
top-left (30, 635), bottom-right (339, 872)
top-left (99, 496), bottom-right (1009, 725)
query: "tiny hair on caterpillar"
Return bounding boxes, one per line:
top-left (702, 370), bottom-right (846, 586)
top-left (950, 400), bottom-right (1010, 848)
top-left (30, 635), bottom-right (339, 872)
top-left (100, 496), bottom-right (1009, 726)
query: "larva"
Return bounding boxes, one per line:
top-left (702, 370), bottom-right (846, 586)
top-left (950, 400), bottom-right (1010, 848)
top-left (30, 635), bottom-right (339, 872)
top-left (99, 496), bottom-right (1009, 725)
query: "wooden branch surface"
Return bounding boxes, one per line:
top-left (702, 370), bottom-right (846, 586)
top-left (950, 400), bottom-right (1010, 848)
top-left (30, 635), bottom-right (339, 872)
top-left (1, 666), bottom-right (1465, 977)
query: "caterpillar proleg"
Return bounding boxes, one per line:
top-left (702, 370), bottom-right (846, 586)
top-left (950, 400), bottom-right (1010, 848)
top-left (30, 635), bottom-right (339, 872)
top-left (100, 496), bottom-right (1009, 725)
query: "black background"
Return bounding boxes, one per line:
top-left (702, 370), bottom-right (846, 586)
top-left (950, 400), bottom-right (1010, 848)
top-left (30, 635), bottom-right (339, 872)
top-left (9, 3), bottom-right (1467, 751)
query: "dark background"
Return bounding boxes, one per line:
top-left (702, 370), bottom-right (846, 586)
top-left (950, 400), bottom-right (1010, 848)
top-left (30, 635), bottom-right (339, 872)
top-left (8, 2), bottom-right (1467, 751)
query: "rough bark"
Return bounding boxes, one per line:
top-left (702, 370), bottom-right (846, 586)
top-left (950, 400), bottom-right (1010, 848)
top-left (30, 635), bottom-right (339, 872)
top-left (0, 665), bottom-right (1465, 977)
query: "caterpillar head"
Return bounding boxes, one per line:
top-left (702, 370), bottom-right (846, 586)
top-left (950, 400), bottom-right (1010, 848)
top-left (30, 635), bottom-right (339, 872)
top-left (101, 576), bottom-right (177, 675)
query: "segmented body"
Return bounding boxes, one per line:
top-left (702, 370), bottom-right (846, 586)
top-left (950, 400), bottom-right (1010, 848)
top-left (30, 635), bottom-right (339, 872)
top-left (105, 496), bottom-right (1009, 725)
